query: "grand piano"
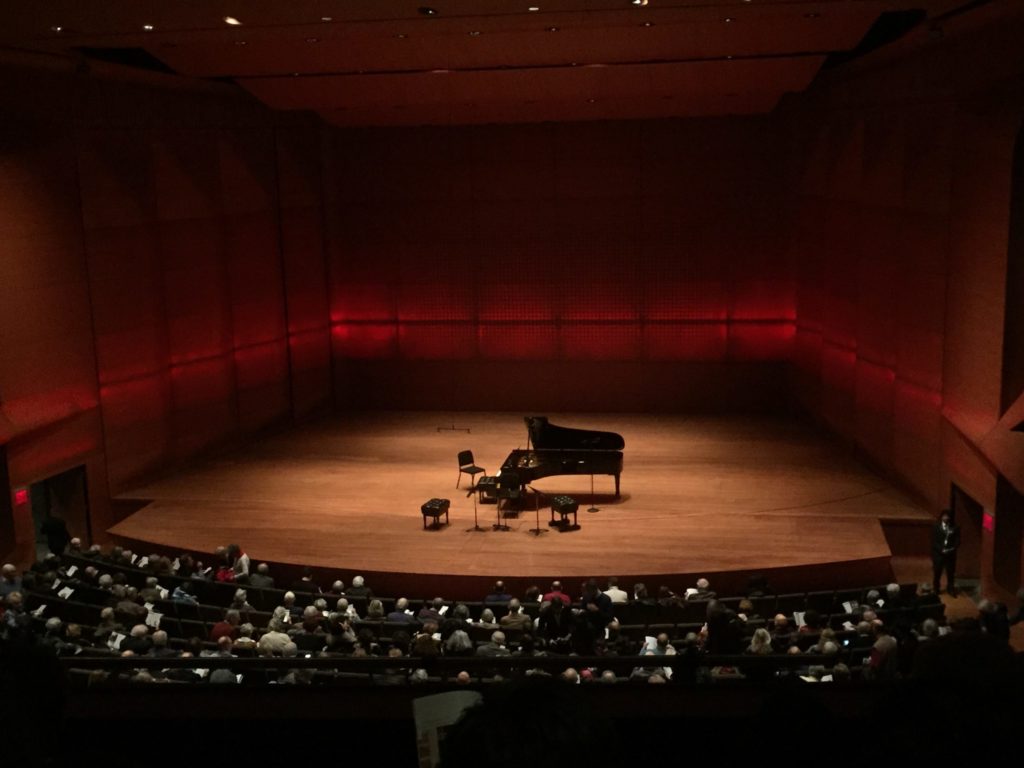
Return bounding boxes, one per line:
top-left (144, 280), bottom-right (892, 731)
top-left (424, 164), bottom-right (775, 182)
top-left (498, 416), bottom-right (625, 496)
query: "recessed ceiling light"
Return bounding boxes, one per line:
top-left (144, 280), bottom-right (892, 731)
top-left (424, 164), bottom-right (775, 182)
top-left (804, 12), bottom-right (820, 18)
top-left (468, 30), bottom-right (481, 36)
top-left (396, 33), bottom-right (408, 38)
top-left (143, 24), bottom-right (154, 31)
top-left (724, 17), bottom-right (735, 23)
top-left (632, 0), bottom-right (648, 6)
top-left (418, 6), bottom-right (438, 16)
top-left (223, 16), bottom-right (242, 26)
top-left (528, 6), bottom-right (540, 11)
top-left (305, 37), bottom-right (320, 43)
top-left (50, 25), bottom-right (63, 33)
top-left (546, 26), bottom-right (559, 32)
top-left (234, 40), bottom-right (247, 46)
top-left (321, 16), bottom-right (333, 22)
top-left (642, 21), bottom-right (654, 27)
top-left (587, 98), bottom-right (596, 103)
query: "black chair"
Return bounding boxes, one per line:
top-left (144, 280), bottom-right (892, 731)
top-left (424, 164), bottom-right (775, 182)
top-left (495, 475), bottom-right (524, 512)
top-left (456, 450), bottom-right (486, 489)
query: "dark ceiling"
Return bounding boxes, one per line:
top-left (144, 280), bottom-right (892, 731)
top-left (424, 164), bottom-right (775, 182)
top-left (0, 1), bottom-right (981, 125)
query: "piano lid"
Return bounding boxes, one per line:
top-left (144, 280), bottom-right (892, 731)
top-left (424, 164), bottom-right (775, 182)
top-left (526, 416), bottom-right (625, 451)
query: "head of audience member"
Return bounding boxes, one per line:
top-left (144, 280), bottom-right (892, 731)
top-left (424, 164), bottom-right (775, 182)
top-left (283, 591), bottom-right (296, 608)
top-left (491, 631), bottom-right (506, 647)
top-left (69, 537), bottom-right (82, 553)
top-left (480, 608), bottom-right (496, 625)
top-left (1, 563), bottom-right (17, 583)
top-left (395, 597), bottom-right (409, 612)
top-left (748, 627), bottom-right (773, 654)
top-left (446, 629), bottom-right (473, 655)
top-left (920, 618), bottom-right (939, 639)
top-left (352, 575), bottom-right (366, 589)
top-left (301, 605), bottom-right (321, 630)
top-left (696, 578), bottom-right (710, 591)
top-left (225, 609), bottom-right (241, 626)
top-left (507, 598), bottom-right (522, 615)
top-left (803, 609), bottom-right (823, 631)
top-left (367, 599), bottom-right (385, 619)
top-left (331, 580), bottom-right (344, 594)
top-left (634, 583), bottom-right (648, 600)
top-left (453, 603), bottom-right (470, 621)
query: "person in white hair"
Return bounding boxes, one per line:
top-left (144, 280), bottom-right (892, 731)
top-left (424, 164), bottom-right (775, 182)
top-left (0, 564), bottom-right (21, 597)
top-left (249, 562), bottom-right (275, 589)
top-left (121, 624), bottom-right (152, 654)
top-left (346, 575), bottom-right (373, 599)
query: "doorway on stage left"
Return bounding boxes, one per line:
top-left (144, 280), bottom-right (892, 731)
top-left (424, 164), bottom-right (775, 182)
top-left (29, 465), bottom-right (91, 561)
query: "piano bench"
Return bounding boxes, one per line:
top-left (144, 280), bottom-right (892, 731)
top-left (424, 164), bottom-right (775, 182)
top-left (421, 498), bottom-right (450, 530)
top-left (549, 495), bottom-right (580, 531)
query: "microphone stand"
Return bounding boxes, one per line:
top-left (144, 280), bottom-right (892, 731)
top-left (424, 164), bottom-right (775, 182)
top-left (588, 472), bottom-right (599, 513)
top-left (493, 477), bottom-right (510, 532)
top-left (465, 485), bottom-right (486, 533)
top-left (526, 485), bottom-right (548, 537)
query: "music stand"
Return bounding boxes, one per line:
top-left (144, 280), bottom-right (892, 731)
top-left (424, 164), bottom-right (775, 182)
top-left (526, 485), bottom-right (548, 537)
top-left (588, 472), bottom-right (599, 513)
top-left (493, 473), bottom-right (516, 532)
top-left (465, 485), bottom-right (486, 533)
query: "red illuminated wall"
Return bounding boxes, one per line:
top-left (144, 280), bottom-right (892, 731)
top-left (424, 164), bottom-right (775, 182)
top-left (326, 119), bottom-right (796, 410)
top-left (787, 17), bottom-right (1024, 527)
top-left (0, 64), bottom-right (333, 560)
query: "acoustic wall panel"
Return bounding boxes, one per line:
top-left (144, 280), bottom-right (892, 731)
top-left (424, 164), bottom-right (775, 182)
top-left (327, 117), bottom-right (796, 408)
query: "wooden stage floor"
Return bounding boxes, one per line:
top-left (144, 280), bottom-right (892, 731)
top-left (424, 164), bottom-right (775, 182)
top-left (110, 412), bottom-right (932, 597)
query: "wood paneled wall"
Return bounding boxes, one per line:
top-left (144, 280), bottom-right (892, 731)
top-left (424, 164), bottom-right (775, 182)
top-left (0, 66), bottom-right (332, 559)
top-left (326, 118), bottom-right (796, 410)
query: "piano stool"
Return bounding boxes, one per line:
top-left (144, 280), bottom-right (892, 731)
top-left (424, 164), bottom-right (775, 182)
top-left (475, 475), bottom-right (498, 503)
top-left (421, 498), bottom-right (450, 530)
top-left (549, 495), bottom-right (580, 531)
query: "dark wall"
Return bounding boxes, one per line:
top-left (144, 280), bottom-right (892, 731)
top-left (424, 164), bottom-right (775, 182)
top-left (326, 118), bottom-right (796, 411)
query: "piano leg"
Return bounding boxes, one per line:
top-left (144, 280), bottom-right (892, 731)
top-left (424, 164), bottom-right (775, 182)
top-left (615, 474), bottom-right (620, 497)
